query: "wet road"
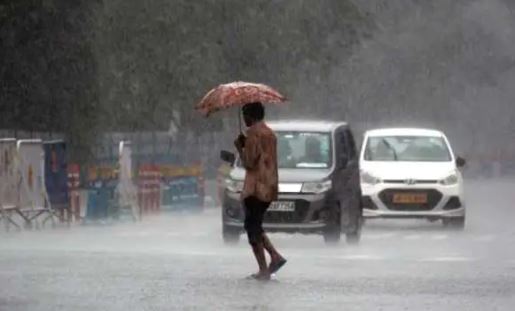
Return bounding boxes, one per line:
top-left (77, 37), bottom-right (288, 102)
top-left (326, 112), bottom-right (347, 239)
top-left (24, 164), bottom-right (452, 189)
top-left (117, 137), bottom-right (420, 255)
top-left (1, 179), bottom-right (515, 310)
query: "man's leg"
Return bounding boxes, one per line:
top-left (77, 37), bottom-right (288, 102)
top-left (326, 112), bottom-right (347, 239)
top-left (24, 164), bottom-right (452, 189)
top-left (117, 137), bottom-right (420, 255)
top-left (251, 242), bottom-right (268, 276)
top-left (259, 201), bottom-right (287, 273)
top-left (262, 233), bottom-right (284, 263)
top-left (244, 197), bottom-right (270, 279)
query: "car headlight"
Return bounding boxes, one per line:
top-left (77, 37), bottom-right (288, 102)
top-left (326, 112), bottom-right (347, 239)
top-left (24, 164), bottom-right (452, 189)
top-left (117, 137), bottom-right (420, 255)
top-left (301, 180), bottom-right (332, 194)
top-left (361, 171), bottom-right (381, 185)
top-left (225, 178), bottom-right (244, 193)
top-left (440, 173), bottom-right (459, 185)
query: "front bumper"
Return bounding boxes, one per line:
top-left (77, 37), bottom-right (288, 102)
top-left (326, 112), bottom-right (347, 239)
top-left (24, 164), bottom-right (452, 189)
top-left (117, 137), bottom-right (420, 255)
top-left (224, 221), bottom-right (327, 233)
top-left (222, 190), bottom-right (335, 232)
top-left (361, 182), bottom-right (465, 219)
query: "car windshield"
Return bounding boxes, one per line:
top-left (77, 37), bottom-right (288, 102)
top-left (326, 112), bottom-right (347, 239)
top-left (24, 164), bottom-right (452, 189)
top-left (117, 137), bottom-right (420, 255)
top-left (237, 131), bottom-right (332, 169)
top-left (364, 135), bottom-right (452, 162)
top-left (277, 131), bottom-right (332, 169)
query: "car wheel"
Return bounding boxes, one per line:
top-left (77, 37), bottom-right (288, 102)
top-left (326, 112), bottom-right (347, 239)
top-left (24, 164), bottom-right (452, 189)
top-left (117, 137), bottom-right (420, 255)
top-left (323, 206), bottom-right (341, 244)
top-left (323, 226), bottom-right (341, 244)
top-left (443, 216), bottom-right (465, 230)
top-left (222, 225), bottom-right (240, 244)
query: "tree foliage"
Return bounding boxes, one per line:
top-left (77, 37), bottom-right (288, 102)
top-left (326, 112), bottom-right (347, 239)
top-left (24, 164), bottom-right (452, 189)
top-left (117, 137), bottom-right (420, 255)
top-left (1, 0), bottom-right (514, 165)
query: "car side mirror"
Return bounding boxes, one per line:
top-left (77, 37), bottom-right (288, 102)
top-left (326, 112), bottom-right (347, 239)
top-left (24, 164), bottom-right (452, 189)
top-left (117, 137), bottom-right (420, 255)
top-left (220, 150), bottom-right (236, 165)
top-left (339, 155), bottom-right (349, 169)
top-left (456, 156), bottom-right (466, 168)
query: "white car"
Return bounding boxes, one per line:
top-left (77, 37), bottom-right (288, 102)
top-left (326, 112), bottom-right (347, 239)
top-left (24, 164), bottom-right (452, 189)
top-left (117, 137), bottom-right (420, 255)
top-left (359, 128), bottom-right (466, 228)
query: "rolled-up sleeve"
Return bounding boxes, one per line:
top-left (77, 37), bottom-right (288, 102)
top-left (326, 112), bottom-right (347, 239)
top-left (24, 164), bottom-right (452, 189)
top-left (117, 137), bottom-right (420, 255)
top-left (241, 133), bottom-right (260, 170)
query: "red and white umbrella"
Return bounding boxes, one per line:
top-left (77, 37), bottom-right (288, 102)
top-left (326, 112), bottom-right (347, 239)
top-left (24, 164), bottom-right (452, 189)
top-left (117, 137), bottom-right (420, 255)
top-left (195, 81), bottom-right (287, 118)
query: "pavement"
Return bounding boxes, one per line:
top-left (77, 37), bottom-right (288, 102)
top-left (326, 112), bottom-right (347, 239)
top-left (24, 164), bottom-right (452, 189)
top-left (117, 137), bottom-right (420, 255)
top-left (1, 178), bottom-right (515, 310)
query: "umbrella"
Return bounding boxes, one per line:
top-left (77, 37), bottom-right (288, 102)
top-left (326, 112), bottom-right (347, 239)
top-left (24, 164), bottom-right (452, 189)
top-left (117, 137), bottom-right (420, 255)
top-left (195, 82), bottom-right (287, 130)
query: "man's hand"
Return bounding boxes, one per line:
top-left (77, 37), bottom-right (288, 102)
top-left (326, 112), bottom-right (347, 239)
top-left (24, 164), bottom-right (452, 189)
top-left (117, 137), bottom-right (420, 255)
top-left (234, 134), bottom-right (246, 151)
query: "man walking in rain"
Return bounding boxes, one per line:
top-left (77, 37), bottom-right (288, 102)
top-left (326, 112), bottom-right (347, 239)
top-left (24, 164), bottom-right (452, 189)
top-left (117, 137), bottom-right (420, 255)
top-left (234, 102), bottom-right (287, 280)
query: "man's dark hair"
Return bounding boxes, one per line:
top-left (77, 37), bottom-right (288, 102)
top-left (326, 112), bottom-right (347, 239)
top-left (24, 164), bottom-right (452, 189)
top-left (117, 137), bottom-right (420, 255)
top-left (242, 102), bottom-right (265, 121)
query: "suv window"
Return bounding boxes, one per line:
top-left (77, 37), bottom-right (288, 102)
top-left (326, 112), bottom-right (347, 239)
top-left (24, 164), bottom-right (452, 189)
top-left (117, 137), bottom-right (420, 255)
top-left (364, 135), bottom-right (452, 162)
top-left (277, 131), bottom-right (332, 168)
top-left (235, 131), bottom-right (333, 169)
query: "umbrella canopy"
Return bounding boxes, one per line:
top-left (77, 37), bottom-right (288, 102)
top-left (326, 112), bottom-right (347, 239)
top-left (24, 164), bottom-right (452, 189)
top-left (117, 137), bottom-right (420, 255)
top-left (195, 81), bottom-right (287, 117)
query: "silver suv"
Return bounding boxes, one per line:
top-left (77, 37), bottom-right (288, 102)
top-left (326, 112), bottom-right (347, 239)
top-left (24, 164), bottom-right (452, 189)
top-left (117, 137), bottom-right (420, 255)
top-left (221, 121), bottom-right (362, 244)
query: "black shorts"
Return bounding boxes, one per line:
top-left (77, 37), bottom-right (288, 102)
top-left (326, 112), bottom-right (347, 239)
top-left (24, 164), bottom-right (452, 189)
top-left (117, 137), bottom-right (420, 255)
top-left (243, 196), bottom-right (270, 245)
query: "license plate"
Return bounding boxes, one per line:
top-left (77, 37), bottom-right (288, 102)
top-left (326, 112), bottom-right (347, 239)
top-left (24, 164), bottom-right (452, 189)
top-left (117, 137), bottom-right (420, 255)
top-left (268, 201), bottom-right (295, 212)
top-left (393, 193), bottom-right (428, 204)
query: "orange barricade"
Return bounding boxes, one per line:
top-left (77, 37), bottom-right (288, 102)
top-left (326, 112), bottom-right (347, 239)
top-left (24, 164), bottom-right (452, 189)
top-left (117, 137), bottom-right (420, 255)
top-left (138, 165), bottom-right (148, 213)
top-left (150, 166), bottom-right (161, 212)
top-left (138, 165), bottom-right (161, 214)
top-left (67, 164), bottom-right (81, 222)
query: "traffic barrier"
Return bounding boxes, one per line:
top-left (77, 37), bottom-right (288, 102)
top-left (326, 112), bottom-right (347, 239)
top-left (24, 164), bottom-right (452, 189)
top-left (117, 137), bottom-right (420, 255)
top-left (0, 138), bottom-right (20, 230)
top-left (138, 164), bottom-right (161, 214)
top-left (43, 141), bottom-right (70, 224)
top-left (15, 139), bottom-right (58, 228)
top-left (67, 163), bottom-right (81, 223)
top-left (85, 163), bottom-right (117, 222)
top-left (116, 141), bottom-right (139, 220)
top-left (86, 187), bottom-right (110, 220)
top-left (84, 141), bottom-right (140, 223)
top-left (159, 163), bottom-right (204, 210)
top-left (152, 166), bottom-right (161, 212)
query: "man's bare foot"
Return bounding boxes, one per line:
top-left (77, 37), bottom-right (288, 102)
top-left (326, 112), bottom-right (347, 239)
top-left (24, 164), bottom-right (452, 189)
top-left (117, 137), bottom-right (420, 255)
top-left (248, 272), bottom-right (271, 281)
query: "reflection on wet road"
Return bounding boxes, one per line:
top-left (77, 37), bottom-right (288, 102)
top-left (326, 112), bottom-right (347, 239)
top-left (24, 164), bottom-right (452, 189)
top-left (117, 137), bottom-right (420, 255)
top-left (1, 179), bottom-right (514, 310)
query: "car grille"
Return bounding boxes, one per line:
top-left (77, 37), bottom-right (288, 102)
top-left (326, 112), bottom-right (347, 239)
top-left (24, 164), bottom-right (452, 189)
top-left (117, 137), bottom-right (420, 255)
top-left (383, 179), bottom-right (438, 184)
top-left (263, 200), bottom-right (310, 223)
top-left (379, 189), bottom-right (442, 211)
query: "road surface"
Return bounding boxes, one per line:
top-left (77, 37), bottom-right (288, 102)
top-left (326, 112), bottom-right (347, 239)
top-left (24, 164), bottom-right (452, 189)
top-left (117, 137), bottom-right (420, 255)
top-left (1, 179), bottom-right (515, 310)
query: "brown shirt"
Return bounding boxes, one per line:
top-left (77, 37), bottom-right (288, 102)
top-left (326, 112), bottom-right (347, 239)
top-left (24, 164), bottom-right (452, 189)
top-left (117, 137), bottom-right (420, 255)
top-left (240, 121), bottom-right (278, 203)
